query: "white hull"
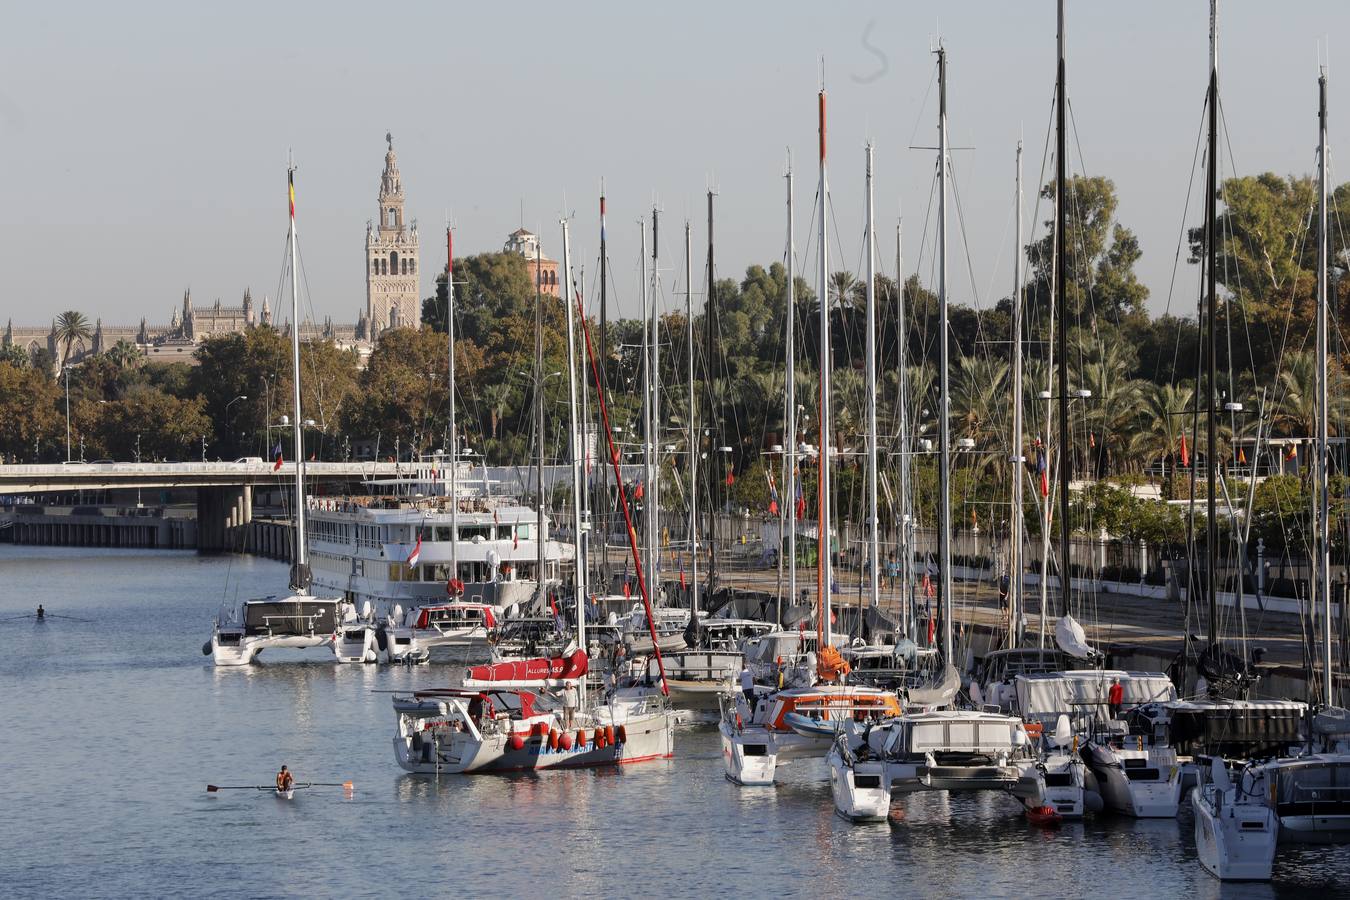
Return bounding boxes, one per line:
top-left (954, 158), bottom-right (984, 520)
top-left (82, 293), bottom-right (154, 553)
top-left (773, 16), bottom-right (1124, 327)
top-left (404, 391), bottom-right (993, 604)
top-left (210, 633), bottom-right (332, 667)
top-left (335, 626), bottom-right (379, 664)
top-left (1085, 745), bottom-right (1180, 818)
top-left (828, 747), bottom-right (892, 822)
top-left (1192, 786), bottom-right (1277, 881)
top-left (718, 722), bottom-right (824, 786)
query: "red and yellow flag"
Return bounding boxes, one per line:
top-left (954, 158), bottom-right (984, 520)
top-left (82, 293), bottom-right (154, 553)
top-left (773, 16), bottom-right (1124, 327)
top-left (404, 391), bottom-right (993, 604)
top-left (288, 168), bottom-right (296, 220)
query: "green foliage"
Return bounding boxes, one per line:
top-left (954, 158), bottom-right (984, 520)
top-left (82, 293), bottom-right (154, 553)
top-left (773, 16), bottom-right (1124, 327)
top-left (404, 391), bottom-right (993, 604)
top-left (0, 362), bottom-right (59, 459)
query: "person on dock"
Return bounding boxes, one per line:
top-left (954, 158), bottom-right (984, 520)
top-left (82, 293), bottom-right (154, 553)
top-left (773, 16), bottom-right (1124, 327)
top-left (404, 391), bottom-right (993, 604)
top-left (36, 604), bottom-right (44, 620)
top-left (276, 765), bottom-right (294, 792)
top-left (997, 573), bottom-right (1010, 613)
top-left (1108, 678), bottom-right (1124, 719)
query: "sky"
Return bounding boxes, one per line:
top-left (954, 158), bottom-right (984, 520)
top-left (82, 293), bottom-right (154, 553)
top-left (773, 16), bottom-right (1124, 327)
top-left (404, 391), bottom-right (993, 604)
top-left (1, 0), bottom-right (1347, 330)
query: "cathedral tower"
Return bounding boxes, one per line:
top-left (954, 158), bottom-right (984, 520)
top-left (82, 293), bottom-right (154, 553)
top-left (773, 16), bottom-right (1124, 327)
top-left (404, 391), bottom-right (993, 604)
top-left (365, 133), bottom-right (420, 332)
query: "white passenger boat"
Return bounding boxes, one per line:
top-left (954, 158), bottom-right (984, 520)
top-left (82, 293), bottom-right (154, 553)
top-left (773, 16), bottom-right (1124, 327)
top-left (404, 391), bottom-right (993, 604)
top-left (662, 619), bottom-right (778, 712)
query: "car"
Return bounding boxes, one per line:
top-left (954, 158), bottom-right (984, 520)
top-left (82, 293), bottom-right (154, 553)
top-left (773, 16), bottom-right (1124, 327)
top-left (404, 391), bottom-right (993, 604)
top-left (90, 459), bottom-right (115, 464)
top-left (234, 457), bottom-right (265, 465)
top-left (60, 460), bottom-right (89, 465)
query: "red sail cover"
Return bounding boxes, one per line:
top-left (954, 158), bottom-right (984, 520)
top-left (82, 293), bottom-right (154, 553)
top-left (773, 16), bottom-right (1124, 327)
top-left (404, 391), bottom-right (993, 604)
top-left (466, 649), bottom-right (588, 683)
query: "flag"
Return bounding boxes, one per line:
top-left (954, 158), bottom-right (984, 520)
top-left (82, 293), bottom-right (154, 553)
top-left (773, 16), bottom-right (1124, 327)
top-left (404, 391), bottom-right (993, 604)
top-left (513, 526), bottom-right (519, 550)
top-left (725, 470), bottom-right (735, 487)
top-left (1180, 434), bottom-right (1190, 467)
top-left (767, 470), bottom-right (780, 515)
top-left (922, 572), bottom-right (934, 599)
top-left (768, 499), bottom-right (779, 516)
top-left (1285, 444), bottom-right (1298, 462)
top-left (971, 508), bottom-right (978, 526)
top-left (679, 565), bottom-right (687, 590)
top-left (1237, 447), bottom-right (1247, 465)
top-left (309, 452), bottom-right (316, 462)
top-left (288, 168), bottom-right (295, 220)
top-left (272, 441), bottom-right (284, 471)
top-left (1036, 447), bottom-right (1049, 498)
top-left (407, 532), bottom-right (422, 568)
top-left (634, 480), bottom-right (644, 501)
top-left (795, 474), bottom-right (806, 519)
top-left (548, 592), bottom-right (558, 616)
top-left (623, 580), bottom-right (631, 599)
top-left (1089, 432), bottom-right (1096, 449)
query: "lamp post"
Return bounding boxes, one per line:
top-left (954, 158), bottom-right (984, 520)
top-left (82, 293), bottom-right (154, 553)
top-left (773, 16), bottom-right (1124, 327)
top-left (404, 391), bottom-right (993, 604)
top-left (63, 365), bottom-right (72, 462)
top-left (224, 395), bottom-right (248, 457)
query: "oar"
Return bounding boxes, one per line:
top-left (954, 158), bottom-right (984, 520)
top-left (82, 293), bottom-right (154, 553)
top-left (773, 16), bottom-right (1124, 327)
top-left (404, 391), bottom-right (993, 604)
top-left (302, 781), bottom-right (355, 790)
top-left (206, 784), bottom-right (272, 792)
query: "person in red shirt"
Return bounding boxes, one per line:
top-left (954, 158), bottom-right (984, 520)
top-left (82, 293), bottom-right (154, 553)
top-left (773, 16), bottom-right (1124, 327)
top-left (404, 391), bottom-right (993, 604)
top-left (1108, 678), bottom-right (1125, 719)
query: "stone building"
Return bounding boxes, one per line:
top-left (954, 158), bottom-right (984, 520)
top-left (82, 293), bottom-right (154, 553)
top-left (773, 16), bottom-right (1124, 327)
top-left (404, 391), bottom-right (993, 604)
top-left (365, 133), bottom-right (420, 333)
top-left (504, 228), bottom-right (559, 297)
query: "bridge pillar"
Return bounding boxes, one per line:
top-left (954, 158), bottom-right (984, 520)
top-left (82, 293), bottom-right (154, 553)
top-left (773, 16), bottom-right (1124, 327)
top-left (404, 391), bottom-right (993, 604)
top-left (197, 485), bottom-right (253, 552)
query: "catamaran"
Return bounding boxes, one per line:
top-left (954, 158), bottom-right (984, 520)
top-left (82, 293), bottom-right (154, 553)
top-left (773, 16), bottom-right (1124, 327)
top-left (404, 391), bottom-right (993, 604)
top-left (204, 163), bottom-right (341, 667)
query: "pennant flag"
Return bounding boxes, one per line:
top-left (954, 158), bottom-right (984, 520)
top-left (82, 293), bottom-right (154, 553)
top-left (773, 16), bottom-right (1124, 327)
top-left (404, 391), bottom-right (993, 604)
top-left (634, 480), bottom-right (644, 501)
top-left (921, 572), bottom-right (935, 599)
top-left (679, 565), bottom-right (687, 590)
top-left (1036, 447), bottom-right (1049, 498)
top-left (1180, 434), bottom-right (1190, 467)
top-left (768, 499), bottom-right (780, 516)
top-left (407, 532), bottom-right (423, 568)
top-left (796, 495), bottom-right (807, 519)
top-left (288, 168), bottom-right (296, 220)
top-left (272, 441), bottom-right (284, 471)
top-left (513, 526), bottom-right (519, 550)
top-left (927, 614), bottom-right (936, 646)
top-left (971, 508), bottom-right (978, 526)
top-left (623, 580), bottom-right (632, 599)
top-left (548, 592), bottom-right (559, 616)
top-left (1089, 432), bottom-right (1096, 449)
top-left (1237, 447), bottom-right (1247, 465)
top-left (725, 470), bottom-right (735, 487)
top-left (1285, 444), bottom-right (1298, 462)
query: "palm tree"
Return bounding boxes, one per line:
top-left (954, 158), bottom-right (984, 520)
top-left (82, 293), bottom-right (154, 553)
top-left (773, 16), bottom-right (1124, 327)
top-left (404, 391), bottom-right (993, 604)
top-left (55, 310), bottom-right (92, 368)
top-left (1270, 350), bottom-right (1349, 437)
top-left (1128, 382), bottom-right (1194, 492)
top-left (1073, 336), bottom-right (1143, 476)
top-left (106, 339), bottom-right (145, 370)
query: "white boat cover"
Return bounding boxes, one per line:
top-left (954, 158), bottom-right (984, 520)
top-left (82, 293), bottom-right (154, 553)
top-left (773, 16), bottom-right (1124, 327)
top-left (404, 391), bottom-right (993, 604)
top-left (1015, 670), bottom-right (1176, 721)
top-left (905, 663), bottom-right (960, 708)
top-left (1055, 614), bottom-right (1097, 659)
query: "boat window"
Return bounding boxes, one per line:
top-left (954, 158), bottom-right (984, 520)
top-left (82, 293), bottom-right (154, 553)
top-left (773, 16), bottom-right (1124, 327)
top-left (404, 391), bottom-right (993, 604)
top-left (515, 523), bottom-right (531, 541)
top-left (435, 526), bottom-right (454, 542)
top-left (460, 525), bottom-right (491, 541)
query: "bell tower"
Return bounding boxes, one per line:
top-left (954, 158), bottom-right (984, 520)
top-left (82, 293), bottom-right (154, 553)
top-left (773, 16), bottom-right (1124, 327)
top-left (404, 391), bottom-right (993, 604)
top-left (365, 133), bottom-right (420, 332)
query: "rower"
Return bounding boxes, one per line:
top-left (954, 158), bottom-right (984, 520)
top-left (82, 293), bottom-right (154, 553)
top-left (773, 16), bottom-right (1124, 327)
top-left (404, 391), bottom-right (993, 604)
top-left (36, 604), bottom-right (44, 620)
top-left (276, 765), bottom-right (294, 792)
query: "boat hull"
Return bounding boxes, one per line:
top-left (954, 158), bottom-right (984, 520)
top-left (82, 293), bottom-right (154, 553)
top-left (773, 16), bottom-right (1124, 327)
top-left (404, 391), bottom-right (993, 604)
top-left (828, 749), bottom-right (891, 822)
top-left (211, 633), bottom-right (332, 667)
top-left (1193, 788), bottom-right (1277, 881)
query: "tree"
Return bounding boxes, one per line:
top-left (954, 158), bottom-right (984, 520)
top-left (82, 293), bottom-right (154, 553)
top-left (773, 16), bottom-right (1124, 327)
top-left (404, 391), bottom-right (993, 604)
top-left (54, 310), bottom-right (92, 368)
top-left (105, 339), bottom-right (145, 370)
top-left (0, 361), bottom-right (59, 460)
top-left (87, 385), bottom-right (212, 461)
top-left (1027, 176), bottom-right (1149, 322)
top-left (0, 344), bottom-right (28, 368)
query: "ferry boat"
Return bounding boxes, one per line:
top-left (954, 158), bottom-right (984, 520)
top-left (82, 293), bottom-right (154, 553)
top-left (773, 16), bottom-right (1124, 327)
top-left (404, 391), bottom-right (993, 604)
top-left (303, 467), bottom-right (573, 663)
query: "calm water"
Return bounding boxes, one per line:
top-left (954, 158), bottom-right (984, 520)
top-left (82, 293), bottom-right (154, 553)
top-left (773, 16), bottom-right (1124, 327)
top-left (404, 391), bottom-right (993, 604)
top-left (1, 545), bottom-right (1347, 899)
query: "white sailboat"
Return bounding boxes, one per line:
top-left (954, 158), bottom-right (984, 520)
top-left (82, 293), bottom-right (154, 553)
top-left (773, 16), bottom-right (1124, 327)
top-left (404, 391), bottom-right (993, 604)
top-left (205, 163), bottom-right (341, 667)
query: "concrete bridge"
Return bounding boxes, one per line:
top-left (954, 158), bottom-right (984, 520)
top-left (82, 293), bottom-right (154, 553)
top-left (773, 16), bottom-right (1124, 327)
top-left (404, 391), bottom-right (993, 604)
top-left (0, 461), bottom-right (402, 552)
top-left (0, 461), bottom-right (402, 494)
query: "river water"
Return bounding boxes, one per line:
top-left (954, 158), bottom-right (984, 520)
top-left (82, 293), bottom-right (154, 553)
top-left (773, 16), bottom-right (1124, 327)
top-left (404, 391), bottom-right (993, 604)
top-left (1, 545), bottom-right (1346, 899)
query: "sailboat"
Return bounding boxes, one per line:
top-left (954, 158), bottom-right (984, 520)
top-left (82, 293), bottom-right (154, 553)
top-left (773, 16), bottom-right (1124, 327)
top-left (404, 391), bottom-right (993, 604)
top-left (1196, 52), bottom-right (1350, 880)
top-left (204, 163), bottom-right (341, 666)
top-left (720, 86), bottom-right (903, 788)
top-left (827, 47), bottom-right (1034, 822)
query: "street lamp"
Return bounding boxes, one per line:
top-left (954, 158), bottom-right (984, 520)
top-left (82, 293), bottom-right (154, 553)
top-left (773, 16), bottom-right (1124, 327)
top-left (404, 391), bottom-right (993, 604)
top-left (224, 395), bottom-right (248, 456)
top-left (63, 365), bottom-right (73, 462)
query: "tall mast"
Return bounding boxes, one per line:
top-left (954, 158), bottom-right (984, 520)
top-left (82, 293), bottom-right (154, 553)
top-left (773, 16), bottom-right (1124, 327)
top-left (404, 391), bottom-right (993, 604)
top-left (936, 48), bottom-right (954, 664)
top-left (1317, 67), bottom-right (1332, 703)
top-left (597, 186), bottom-right (609, 591)
top-left (864, 144), bottom-right (880, 616)
top-left (287, 161), bottom-right (309, 589)
top-left (897, 220), bottom-right (912, 639)
top-left (685, 221), bottom-right (699, 615)
top-left (650, 210), bottom-right (661, 606)
top-left (786, 166), bottom-right (798, 625)
top-left (562, 219), bottom-right (587, 651)
top-left (1204, 0), bottom-right (1220, 648)
top-left (535, 241), bottom-right (547, 603)
top-left (446, 227), bottom-right (459, 574)
top-left (1010, 142), bottom-right (1025, 647)
top-left (817, 83), bottom-right (833, 648)
top-left (1055, 0), bottom-right (1072, 623)
top-left (640, 219), bottom-right (655, 607)
top-left (706, 191), bottom-right (719, 593)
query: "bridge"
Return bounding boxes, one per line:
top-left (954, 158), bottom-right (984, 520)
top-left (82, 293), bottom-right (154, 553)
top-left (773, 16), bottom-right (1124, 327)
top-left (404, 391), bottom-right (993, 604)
top-left (0, 461), bottom-right (403, 494)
